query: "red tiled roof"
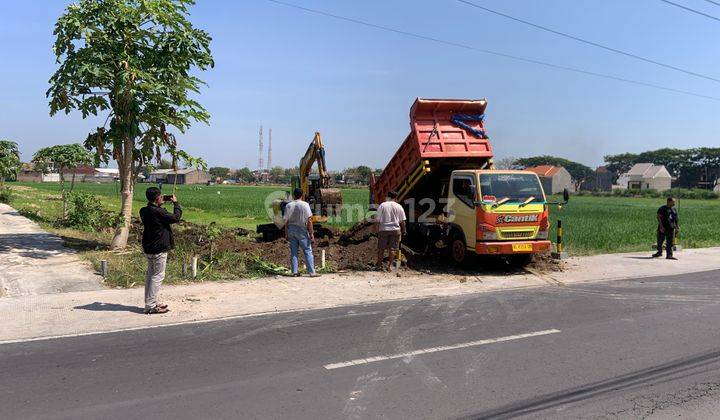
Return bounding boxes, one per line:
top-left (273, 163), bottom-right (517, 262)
top-left (525, 165), bottom-right (561, 177)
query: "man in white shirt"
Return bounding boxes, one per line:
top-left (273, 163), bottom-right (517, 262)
top-left (283, 188), bottom-right (318, 277)
top-left (374, 191), bottom-right (407, 270)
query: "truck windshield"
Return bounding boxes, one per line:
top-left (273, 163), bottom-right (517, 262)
top-left (479, 173), bottom-right (545, 203)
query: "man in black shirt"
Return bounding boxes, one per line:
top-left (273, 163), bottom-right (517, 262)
top-left (139, 187), bottom-right (182, 314)
top-left (652, 197), bottom-right (679, 260)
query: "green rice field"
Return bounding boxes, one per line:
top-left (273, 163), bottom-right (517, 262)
top-left (9, 182), bottom-right (720, 255)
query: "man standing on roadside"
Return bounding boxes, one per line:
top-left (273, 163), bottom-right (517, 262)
top-left (653, 197), bottom-right (679, 260)
top-left (140, 187), bottom-right (182, 314)
top-left (375, 191), bottom-right (407, 271)
top-left (284, 188), bottom-right (318, 277)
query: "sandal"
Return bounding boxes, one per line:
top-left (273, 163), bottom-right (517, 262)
top-left (157, 303), bottom-right (168, 309)
top-left (144, 306), bottom-right (170, 315)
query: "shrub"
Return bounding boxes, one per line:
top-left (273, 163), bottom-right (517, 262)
top-left (0, 187), bottom-right (11, 204)
top-left (64, 192), bottom-right (120, 231)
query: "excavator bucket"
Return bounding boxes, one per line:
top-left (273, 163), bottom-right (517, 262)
top-left (317, 187), bottom-right (343, 216)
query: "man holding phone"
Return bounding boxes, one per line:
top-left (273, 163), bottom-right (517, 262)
top-left (139, 187), bottom-right (182, 314)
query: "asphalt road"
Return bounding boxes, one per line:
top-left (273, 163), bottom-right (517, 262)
top-left (3, 270), bottom-right (720, 419)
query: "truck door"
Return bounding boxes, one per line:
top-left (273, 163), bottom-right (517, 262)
top-left (449, 174), bottom-right (477, 248)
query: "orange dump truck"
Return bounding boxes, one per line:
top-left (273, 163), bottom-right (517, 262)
top-left (370, 98), bottom-right (567, 265)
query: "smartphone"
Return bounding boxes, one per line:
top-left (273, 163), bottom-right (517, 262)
top-left (162, 195), bottom-right (174, 201)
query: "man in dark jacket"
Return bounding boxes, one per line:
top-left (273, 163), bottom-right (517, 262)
top-left (139, 187), bottom-right (182, 314)
top-left (652, 197), bottom-right (679, 260)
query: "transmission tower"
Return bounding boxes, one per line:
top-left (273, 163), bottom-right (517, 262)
top-left (258, 125), bottom-right (264, 170)
top-left (267, 128), bottom-right (272, 170)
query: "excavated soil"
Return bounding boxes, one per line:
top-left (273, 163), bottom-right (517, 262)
top-left (129, 218), bottom-right (562, 273)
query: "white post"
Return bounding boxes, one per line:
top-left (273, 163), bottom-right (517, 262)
top-left (191, 256), bottom-right (198, 278)
top-left (321, 250), bottom-right (326, 269)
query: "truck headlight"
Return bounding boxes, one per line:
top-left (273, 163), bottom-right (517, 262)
top-left (482, 231), bottom-right (498, 240)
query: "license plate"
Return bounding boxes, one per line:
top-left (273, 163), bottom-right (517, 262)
top-left (512, 243), bottom-right (533, 252)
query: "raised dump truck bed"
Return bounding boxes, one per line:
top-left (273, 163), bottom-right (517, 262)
top-left (370, 98), bottom-right (494, 208)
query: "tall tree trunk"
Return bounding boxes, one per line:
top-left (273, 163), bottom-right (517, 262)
top-left (110, 137), bottom-right (135, 250)
top-left (60, 170), bottom-right (68, 219)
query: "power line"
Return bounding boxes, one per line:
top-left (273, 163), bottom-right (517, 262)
top-left (456, 0), bottom-right (720, 84)
top-left (659, 0), bottom-right (720, 22)
top-left (704, 0), bottom-right (720, 7)
top-left (264, 0), bottom-right (720, 102)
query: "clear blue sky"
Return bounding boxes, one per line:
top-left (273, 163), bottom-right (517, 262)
top-left (1, 0), bottom-right (719, 170)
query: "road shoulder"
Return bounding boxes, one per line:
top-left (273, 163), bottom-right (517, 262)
top-left (1, 247), bottom-right (718, 343)
top-left (0, 203), bottom-right (102, 297)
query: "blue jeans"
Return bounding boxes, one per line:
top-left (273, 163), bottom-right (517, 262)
top-left (288, 224), bottom-right (315, 275)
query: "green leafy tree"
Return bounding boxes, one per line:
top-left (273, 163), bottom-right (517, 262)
top-left (355, 165), bottom-right (373, 183)
top-left (269, 166), bottom-right (287, 183)
top-left (33, 143), bottom-right (94, 218)
top-left (605, 148), bottom-right (720, 188)
top-left (0, 140), bottom-right (21, 186)
top-left (208, 166), bottom-right (230, 180)
top-left (48, 0), bottom-right (214, 249)
top-left (603, 153), bottom-right (638, 178)
top-left (234, 167), bottom-right (253, 183)
top-left (515, 155), bottom-right (594, 190)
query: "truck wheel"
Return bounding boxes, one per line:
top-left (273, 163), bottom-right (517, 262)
top-left (449, 234), bottom-right (467, 265)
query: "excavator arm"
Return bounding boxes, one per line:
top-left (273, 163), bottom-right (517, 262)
top-left (293, 132), bottom-right (342, 220)
top-left (297, 132), bottom-right (330, 198)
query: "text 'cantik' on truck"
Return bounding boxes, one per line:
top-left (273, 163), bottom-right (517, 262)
top-left (369, 98), bottom-right (568, 266)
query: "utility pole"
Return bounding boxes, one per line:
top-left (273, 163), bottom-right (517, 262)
top-left (267, 128), bottom-right (272, 170)
top-left (258, 125), bottom-right (264, 170)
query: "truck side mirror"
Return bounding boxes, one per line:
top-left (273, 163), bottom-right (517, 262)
top-left (563, 188), bottom-right (570, 203)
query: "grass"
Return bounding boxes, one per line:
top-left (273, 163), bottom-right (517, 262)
top-left (5, 182), bottom-right (720, 288)
top-left (547, 196), bottom-right (720, 255)
top-left (11, 182), bottom-right (371, 229)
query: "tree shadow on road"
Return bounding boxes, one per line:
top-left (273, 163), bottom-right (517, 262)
top-left (74, 302), bottom-right (144, 314)
top-left (0, 233), bottom-right (106, 259)
top-left (0, 233), bottom-right (66, 259)
top-left (59, 235), bottom-right (106, 252)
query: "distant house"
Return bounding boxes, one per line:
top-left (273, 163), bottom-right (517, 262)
top-left (581, 166), bottom-right (615, 192)
top-left (617, 163), bottom-right (671, 192)
top-left (152, 168), bottom-right (211, 185)
top-left (525, 165), bottom-right (575, 195)
top-left (147, 169), bottom-right (173, 183)
top-left (17, 169), bottom-right (59, 182)
top-left (65, 166), bottom-right (119, 183)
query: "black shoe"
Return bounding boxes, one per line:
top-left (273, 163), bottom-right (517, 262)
top-left (292, 272), bottom-right (300, 277)
top-left (666, 256), bottom-right (678, 260)
top-left (651, 253), bottom-right (662, 258)
top-left (144, 306), bottom-right (169, 314)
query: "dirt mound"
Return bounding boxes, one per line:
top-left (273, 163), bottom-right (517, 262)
top-left (132, 219), bottom-right (562, 274)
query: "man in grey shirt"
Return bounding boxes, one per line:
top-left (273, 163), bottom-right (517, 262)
top-left (283, 188), bottom-right (318, 277)
top-left (375, 191), bottom-right (407, 270)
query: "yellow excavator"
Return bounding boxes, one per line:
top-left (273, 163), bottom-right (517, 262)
top-left (256, 132), bottom-right (343, 241)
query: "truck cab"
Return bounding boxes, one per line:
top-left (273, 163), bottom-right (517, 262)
top-left (445, 169), bottom-right (552, 264)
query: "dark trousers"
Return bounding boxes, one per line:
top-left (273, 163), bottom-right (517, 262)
top-left (656, 228), bottom-right (675, 257)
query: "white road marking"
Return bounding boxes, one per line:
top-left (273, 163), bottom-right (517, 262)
top-left (324, 329), bottom-right (561, 370)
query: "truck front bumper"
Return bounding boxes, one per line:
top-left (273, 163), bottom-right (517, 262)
top-left (475, 240), bottom-right (552, 255)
